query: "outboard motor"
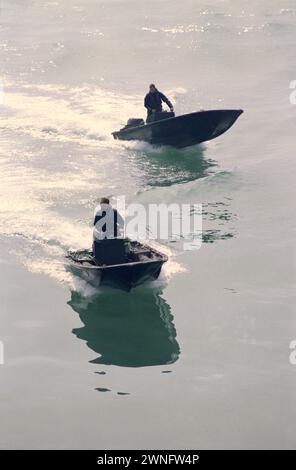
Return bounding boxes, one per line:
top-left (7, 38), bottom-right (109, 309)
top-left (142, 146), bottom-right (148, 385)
top-left (120, 118), bottom-right (144, 131)
top-left (127, 118), bottom-right (145, 127)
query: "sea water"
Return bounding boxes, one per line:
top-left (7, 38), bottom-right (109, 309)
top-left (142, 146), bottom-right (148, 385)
top-left (0, 0), bottom-right (296, 449)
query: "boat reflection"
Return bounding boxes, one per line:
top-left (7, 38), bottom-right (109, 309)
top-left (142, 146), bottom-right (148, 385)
top-left (68, 287), bottom-right (180, 368)
top-left (129, 143), bottom-right (217, 187)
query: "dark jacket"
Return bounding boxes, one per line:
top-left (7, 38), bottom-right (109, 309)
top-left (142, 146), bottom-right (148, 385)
top-left (93, 206), bottom-right (124, 239)
top-left (144, 90), bottom-right (173, 115)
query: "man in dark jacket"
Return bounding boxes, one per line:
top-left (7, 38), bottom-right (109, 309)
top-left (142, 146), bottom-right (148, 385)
top-left (144, 84), bottom-right (174, 122)
top-left (93, 197), bottom-right (126, 265)
top-left (93, 197), bottom-right (124, 241)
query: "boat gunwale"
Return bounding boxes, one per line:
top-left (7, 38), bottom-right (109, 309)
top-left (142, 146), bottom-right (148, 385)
top-left (67, 257), bottom-right (167, 270)
top-left (66, 247), bottom-right (168, 271)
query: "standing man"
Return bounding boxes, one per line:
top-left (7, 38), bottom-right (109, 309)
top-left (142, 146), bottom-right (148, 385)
top-left (144, 84), bottom-right (174, 122)
top-left (93, 197), bottom-right (124, 241)
top-left (93, 197), bottom-right (125, 264)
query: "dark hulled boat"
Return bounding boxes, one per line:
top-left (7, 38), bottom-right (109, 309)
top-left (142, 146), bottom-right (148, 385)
top-left (112, 109), bottom-right (243, 148)
top-left (66, 241), bottom-right (168, 291)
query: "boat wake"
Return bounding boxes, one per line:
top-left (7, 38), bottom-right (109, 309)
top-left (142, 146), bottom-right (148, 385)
top-left (0, 80), bottom-right (234, 293)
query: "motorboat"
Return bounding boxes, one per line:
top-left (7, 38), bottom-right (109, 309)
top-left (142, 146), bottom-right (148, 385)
top-left (112, 109), bottom-right (243, 148)
top-left (66, 240), bottom-right (168, 291)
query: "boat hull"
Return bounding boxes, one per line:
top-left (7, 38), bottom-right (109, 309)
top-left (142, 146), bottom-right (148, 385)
top-left (112, 109), bottom-right (243, 148)
top-left (66, 245), bottom-right (167, 291)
